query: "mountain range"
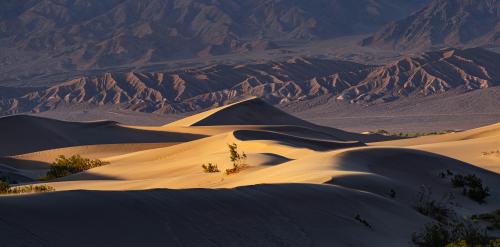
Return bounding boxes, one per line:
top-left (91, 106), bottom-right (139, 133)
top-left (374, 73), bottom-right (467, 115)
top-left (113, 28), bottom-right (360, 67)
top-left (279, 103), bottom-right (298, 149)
top-left (1, 47), bottom-right (498, 115)
top-left (0, 0), bottom-right (426, 78)
top-left (362, 0), bottom-right (500, 50)
top-left (0, 0), bottom-right (499, 118)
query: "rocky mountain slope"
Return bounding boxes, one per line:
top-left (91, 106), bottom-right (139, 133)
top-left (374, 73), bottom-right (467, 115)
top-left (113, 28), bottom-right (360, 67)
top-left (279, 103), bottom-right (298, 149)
top-left (0, 47), bottom-right (498, 115)
top-left (362, 0), bottom-right (500, 50)
top-left (0, 0), bottom-right (427, 83)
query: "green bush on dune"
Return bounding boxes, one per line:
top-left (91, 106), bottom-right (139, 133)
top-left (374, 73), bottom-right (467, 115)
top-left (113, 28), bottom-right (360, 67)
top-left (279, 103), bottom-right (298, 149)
top-left (225, 143), bottom-right (248, 175)
top-left (41, 155), bottom-right (110, 180)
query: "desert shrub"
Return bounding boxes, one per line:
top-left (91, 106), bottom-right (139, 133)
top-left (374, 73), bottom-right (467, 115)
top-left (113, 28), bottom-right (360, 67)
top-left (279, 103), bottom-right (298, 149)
top-left (225, 143), bottom-right (248, 175)
top-left (0, 179), bottom-right (55, 195)
top-left (482, 150), bottom-right (500, 156)
top-left (6, 184), bottom-right (55, 194)
top-left (412, 223), bottom-right (451, 247)
top-left (354, 214), bottom-right (372, 229)
top-left (389, 189), bottom-right (396, 198)
top-left (202, 163), bottom-right (220, 173)
top-left (0, 180), bottom-right (9, 193)
top-left (451, 174), bottom-right (466, 187)
top-left (414, 186), bottom-right (453, 223)
top-left (412, 219), bottom-right (489, 247)
top-left (451, 173), bottom-right (490, 203)
top-left (471, 210), bottom-right (500, 230)
top-left (374, 129), bottom-right (390, 135)
top-left (42, 155), bottom-right (110, 180)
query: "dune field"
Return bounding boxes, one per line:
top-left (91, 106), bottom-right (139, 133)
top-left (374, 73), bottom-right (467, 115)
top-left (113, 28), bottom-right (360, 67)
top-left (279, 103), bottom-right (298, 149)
top-left (0, 97), bottom-right (498, 246)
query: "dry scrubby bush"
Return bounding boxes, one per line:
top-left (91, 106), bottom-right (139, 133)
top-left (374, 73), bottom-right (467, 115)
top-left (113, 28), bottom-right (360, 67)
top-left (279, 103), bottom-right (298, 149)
top-left (482, 150), bottom-right (500, 156)
top-left (201, 163), bottom-right (220, 173)
top-left (373, 129), bottom-right (456, 137)
top-left (41, 155), bottom-right (110, 180)
top-left (354, 214), bottom-right (372, 229)
top-left (414, 186), bottom-right (454, 223)
top-left (225, 143), bottom-right (248, 175)
top-left (412, 220), bottom-right (493, 247)
top-left (450, 174), bottom-right (490, 203)
top-left (4, 184), bottom-right (55, 194)
top-left (471, 210), bottom-right (500, 231)
top-left (0, 179), bottom-right (54, 195)
top-left (411, 186), bottom-right (498, 246)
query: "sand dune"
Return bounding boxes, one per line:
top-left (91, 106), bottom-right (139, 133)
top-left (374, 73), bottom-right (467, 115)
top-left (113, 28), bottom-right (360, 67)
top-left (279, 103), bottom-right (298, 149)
top-left (0, 115), bottom-right (204, 156)
top-left (165, 97), bottom-right (393, 143)
top-left (0, 184), bottom-right (427, 247)
top-left (168, 97), bottom-right (313, 127)
top-left (0, 97), bottom-right (499, 246)
top-left (373, 123), bottom-right (500, 173)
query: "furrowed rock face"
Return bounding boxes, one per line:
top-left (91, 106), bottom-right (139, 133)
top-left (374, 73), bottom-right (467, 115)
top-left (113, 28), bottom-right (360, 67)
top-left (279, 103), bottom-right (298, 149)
top-left (0, 0), bottom-right (426, 76)
top-left (362, 0), bottom-right (500, 50)
top-left (1, 48), bottom-right (499, 115)
top-left (336, 48), bottom-right (500, 102)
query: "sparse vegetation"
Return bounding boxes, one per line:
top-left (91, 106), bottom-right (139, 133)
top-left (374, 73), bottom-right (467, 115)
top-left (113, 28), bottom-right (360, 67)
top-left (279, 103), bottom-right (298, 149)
top-left (412, 219), bottom-right (490, 247)
top-left (370, 129), bottom-right (457, 137)
top-left (450, 173), bottom-right (490, 203)
top-left (0, 179), bottom-right (54, 195)
top-left (389, 189), bottom-right (396, 198)
top-left (411, 185), bottom-right (497, 246)
top-left (413, 186), bottom-right (454, 223)
top-left (225, 143), bottom-right (248, 175)
top-left (0, 180), bottom-right (9, 193)
top-left (354, 214), bottom-right (372, 229)
top-left (201, 163), bottom-right (220, 173)
top-left (482, 150), bottom-right (500, 156)
top-left (471, 210), bottom-right (500, 231)
top-left (5, 184), bottom-right (55, 194)
top-left (41, 155), bottom-right (110, 180)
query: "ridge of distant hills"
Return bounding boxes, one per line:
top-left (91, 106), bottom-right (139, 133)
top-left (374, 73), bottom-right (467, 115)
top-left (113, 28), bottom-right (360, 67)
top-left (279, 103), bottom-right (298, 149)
top-left (1, 47), bottom-right (498, 115)
top-left (0, 0), bottom-right (427, 79)
top-left (362, 0), bottom-right (500, 50)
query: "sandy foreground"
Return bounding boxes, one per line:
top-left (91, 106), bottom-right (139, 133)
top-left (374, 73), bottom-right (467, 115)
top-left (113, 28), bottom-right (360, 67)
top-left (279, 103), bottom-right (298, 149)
top-left (0, 98), bottom-right (499, 246)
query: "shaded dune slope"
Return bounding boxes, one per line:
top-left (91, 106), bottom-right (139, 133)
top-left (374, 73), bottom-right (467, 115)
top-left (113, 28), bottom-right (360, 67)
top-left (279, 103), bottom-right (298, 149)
top-left (0, 184), bottom-right (426, 247)
top-left (233, 130), bottom-right (364, 151)
top-left (168, 97), bottom-right (392, 142)
top-left (0, 115), bottom-right (204, 156)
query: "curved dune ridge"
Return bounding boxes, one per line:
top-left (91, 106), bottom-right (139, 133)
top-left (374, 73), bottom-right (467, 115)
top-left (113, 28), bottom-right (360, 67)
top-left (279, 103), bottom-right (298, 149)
top-left (0, 115), bottom-right (205, 156)
top-left (373, 122), bottom-right (500, 173)
top-left (233, 129), bottom-right (364, 151)
top-left (167, 97), bottom-right (315, 127)
top-left (0, 97), bottom-right (499, 246)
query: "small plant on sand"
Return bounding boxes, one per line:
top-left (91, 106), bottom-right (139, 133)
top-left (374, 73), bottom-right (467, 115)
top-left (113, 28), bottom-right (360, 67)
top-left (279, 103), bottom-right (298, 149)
top-left (0, 180), bottom-right (9, 193)
top-left (202, 163), bottom-right (220, 173)
top-left (413, 186), bottom-right (454, 223)
top-left (450, 173), bottom-right (490, 203)
top-left (482, 150), bottom-right (500, 156)
top-left (389, 189), bottom-right (396, 198)
top-left (354, 214), bottom-right (372, 229)
top-left (225, 143), bottom-right (248, 175)
top-left (41, 155), bottom-right (110, 180)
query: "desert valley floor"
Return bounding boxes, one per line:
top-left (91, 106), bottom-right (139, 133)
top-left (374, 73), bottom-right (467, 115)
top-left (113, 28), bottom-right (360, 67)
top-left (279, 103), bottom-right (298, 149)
top-left (0, 97), bottom-right (499, 246)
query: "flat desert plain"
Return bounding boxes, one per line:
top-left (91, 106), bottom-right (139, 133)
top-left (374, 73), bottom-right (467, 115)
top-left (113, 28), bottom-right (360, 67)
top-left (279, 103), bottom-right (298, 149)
top-left (0, 97), bottom-right (499, 246)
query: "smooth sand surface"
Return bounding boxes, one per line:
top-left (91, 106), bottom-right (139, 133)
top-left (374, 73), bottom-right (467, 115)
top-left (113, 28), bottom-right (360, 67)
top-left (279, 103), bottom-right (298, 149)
top-left (372, 123), bottom-right (500, 173)
top-left (0, 98), bottom-right (499, 246)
